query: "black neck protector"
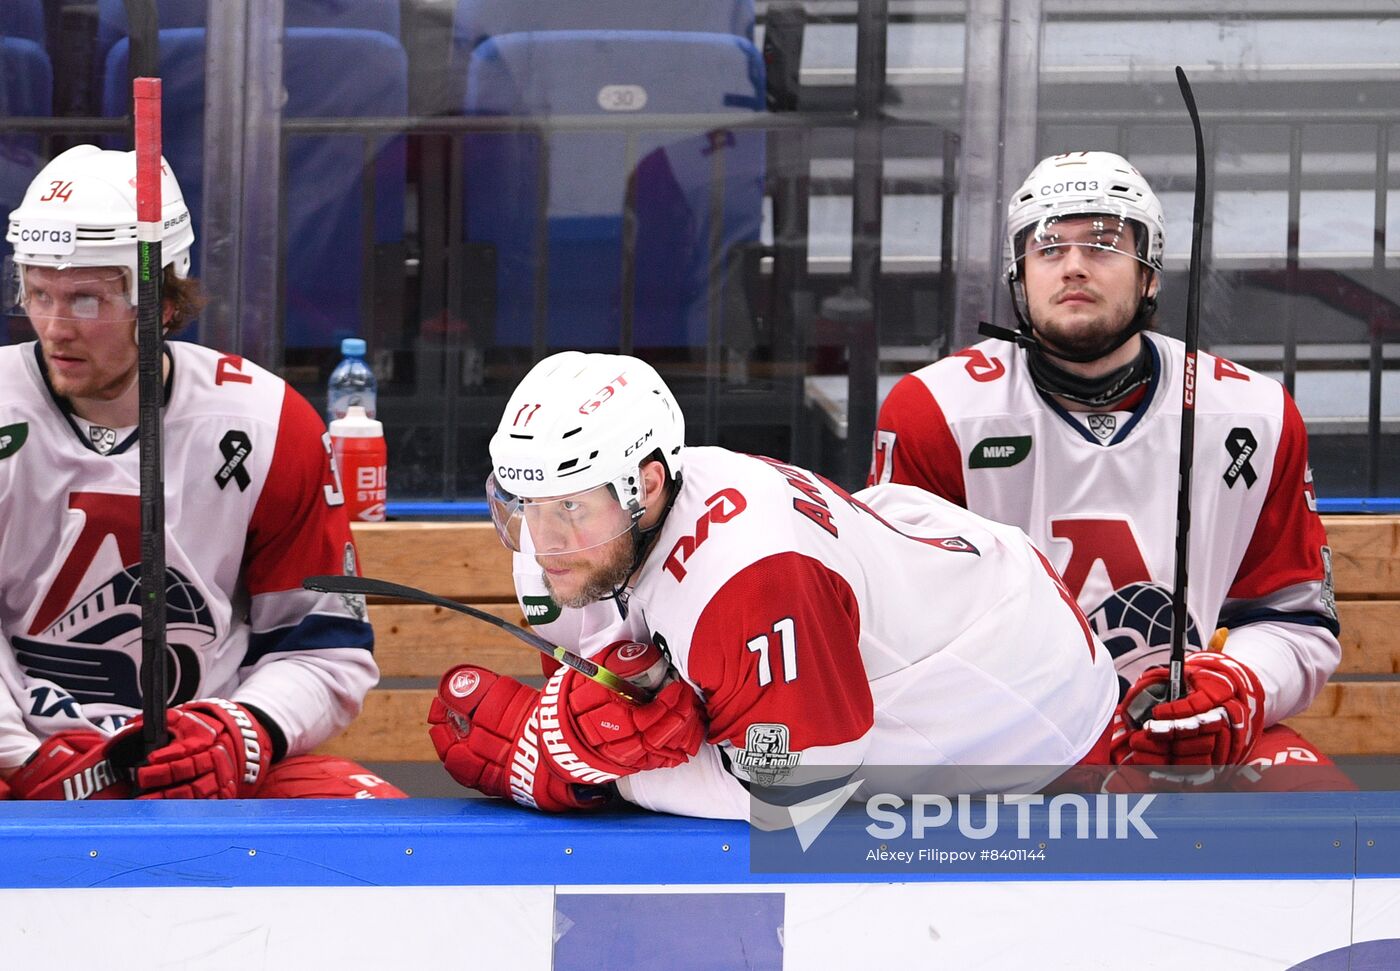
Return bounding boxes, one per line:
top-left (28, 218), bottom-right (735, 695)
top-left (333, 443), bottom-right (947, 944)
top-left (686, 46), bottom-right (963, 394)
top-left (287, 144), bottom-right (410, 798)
top-left (1026, 337), bottom-right (1154, 409)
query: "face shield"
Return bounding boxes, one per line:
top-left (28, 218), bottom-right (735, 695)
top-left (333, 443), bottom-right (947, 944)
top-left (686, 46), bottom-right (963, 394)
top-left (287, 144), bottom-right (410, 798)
top-left (487, 474), bottom-right (640, 557)
top-left (4, 259), bottom-right (135, 331)
top-left (1011, 207), bottom-right (1154, 279)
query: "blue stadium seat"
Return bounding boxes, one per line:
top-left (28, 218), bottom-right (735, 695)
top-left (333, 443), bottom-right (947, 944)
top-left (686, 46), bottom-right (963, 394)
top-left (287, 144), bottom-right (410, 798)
top-left (96, 0), bottom-right (401, 85)
top-left (0, 1), bottom-right (45, 43)
top-left (0, 37), bottom-right (52, 267)
top-left (103, 27), bottom-right (407, 348)
top-left (463, 30), bottom-right (765, 349)
top-left (452, 0), bottom-right (754, 60)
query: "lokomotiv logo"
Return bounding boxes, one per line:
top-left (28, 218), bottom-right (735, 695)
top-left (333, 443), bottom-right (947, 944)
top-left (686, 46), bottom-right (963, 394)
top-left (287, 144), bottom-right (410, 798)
top-left (448, 669), bottom-right (481, 698)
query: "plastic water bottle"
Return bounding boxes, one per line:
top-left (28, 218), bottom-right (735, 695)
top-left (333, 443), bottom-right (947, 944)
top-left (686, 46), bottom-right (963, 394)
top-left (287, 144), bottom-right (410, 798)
top-left (329, 406), bottom-right (387, 522)
top-left (327, 337), bottom-right (377, 422)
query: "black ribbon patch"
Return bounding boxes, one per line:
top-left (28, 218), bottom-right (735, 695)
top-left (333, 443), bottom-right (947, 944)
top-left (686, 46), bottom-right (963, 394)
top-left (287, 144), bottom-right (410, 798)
top-left (1223, 427), bottom-right (1259, 489)
top-left (215, 430), bottom-right (252, 491)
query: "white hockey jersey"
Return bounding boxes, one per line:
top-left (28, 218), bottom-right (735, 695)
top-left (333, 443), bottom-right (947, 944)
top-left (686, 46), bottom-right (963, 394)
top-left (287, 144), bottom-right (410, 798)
top-left (517, 446), bottom-right (1118, 819)
top-left (872, 332), bottom-right (1340, 725)
top-left (0, 341), bottom-right (377, 768)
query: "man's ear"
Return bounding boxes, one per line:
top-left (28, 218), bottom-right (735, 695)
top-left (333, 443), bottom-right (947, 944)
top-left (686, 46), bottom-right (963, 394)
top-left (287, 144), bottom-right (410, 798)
top-left (641, 459), bottom-right (669, 506)
top-left (1143, 267), bottom-right (1161, 301)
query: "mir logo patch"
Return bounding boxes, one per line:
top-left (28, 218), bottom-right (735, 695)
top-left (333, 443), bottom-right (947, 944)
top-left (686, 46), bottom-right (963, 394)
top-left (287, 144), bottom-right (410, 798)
top-left (521, 595), bottom-right (561, 626)
top-left (969, 435), bottom-right (1031, 469)
top-left (0, 421), bottom-right (28, 460)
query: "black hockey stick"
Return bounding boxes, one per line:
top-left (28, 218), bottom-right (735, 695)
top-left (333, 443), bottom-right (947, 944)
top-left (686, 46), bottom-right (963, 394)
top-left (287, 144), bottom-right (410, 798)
top-left (134, 77), bottom-right (170, 755)
top-left (1167, 66), bottom-right (1207, 702)
top-left (302, 575), bottom-right (656, 704)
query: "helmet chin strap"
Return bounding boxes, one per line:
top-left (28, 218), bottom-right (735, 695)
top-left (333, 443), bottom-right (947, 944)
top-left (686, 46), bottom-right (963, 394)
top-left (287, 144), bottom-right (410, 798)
top-left (978, 273), bottom-right (1158, 408)
top-left (601, 470), bottom-right (684, 619)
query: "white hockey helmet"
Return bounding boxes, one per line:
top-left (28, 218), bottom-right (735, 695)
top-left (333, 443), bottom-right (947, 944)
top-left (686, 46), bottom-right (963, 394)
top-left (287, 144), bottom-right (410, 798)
top-left (7, 144), bottom-right (195, 295)
top-left (487, 351), bottom-right (685, 553)
top-left (1004, 151), bottom-right (1165, 284)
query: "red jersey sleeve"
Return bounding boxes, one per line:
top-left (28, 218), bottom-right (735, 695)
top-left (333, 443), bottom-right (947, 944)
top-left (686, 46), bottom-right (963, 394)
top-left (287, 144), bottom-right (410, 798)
top-left (685, 552), bottom-right (874, 753)
top-left (870, 373), bottom-right (967, 506)
top-left (1226, 389), bottom-right (1334, 623)
top-left (244, 388), bottom-right (358, 596)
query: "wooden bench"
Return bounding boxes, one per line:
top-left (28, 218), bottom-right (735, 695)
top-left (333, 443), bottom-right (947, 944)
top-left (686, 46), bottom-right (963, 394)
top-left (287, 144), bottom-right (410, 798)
top-left (317, 516), bottom-right (1400, 763)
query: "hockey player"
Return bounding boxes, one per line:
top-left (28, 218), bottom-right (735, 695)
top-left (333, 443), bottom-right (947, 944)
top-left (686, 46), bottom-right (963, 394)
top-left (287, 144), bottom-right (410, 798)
top-left (427, 350), bottom-right (1120, 818)
top-left (0, 145), bottom-right (405, 799)
top-left (870, 151), bottom-right (1344, 787)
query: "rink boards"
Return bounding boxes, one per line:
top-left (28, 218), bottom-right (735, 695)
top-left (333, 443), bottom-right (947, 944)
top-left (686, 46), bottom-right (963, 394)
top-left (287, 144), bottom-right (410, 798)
top-left (0, 792), bottom-right (1397, 969)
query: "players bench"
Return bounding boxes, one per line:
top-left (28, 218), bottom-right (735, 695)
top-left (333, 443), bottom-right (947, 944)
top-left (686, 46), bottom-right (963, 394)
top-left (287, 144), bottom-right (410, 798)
top-left (318, 517), bottom-right (1400, 764)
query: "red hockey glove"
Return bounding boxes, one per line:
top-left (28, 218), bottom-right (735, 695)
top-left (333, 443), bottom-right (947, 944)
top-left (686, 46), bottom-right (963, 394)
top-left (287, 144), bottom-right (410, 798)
top-left (428, 665), bottom-right (612, 812)
top-left (1114, 652), bottom-right (1266, 767)
top-left (7, 732), bottom-right (131, 801)
top-left (111, 699), bottom-right (272, 799)
top-left (539, 640), bottom-right (706, 784)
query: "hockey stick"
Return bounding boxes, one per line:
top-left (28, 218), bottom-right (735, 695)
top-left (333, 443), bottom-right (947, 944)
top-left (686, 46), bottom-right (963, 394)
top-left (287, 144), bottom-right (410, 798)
top-left (301, 575), bottom-right (657, 704)
top-left (134, 77), bottom-right (170, 754)
top-left (1167, 66), bottom-right (1206, 702)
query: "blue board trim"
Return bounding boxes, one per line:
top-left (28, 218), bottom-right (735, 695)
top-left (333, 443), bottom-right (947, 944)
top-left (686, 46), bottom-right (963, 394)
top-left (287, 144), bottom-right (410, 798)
top-left (0, 792), bottom-right (1396, 889)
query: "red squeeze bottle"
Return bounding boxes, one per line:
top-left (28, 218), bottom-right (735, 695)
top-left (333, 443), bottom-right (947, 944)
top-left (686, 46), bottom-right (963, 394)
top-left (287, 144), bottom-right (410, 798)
top-left (329, 405), bottom-right (387, 522)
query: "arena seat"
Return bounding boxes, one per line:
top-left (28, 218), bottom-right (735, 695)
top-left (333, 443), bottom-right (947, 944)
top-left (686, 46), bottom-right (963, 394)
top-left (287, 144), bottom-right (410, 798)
top-left (461, 29), bottom-right (765, 350)
top-left (452, 0), bottom-right (754, 63)
top-left (102, 26), bottom-right (406, 348)
top-left (95, 0), bottom-right (402, 84)
top-left (0, 36), bottom-right (52, 269)
top-left (0, 1), bottom-right (44, 44)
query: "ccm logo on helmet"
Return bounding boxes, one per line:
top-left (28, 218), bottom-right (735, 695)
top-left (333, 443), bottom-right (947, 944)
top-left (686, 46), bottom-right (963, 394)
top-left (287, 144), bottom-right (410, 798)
top-left (624, 429), bottom-right (654, 457)
top-left (1040, 180), bottom-right (1098, 196)
top-left (497, 466), bottom-right (544, 482)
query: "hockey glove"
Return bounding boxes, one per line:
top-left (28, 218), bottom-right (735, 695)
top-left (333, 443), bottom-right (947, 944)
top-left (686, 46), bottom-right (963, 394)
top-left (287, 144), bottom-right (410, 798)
top-left (539, 640), bottom-right (706, 784)
top-left (429, 665), bottom-right (612, 812)
top-left (110, 699), bottom-right (272, 799)
top-left (1114, 652), bottom-right (1266, 767)
top-left (7, 732), bottom-right (131, 800)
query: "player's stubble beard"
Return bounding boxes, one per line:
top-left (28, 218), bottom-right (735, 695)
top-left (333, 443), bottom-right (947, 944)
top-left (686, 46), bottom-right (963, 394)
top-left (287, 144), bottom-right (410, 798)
top-left (539, 529), bottom-right (636, 608)
top-left (1031, 285), bottom-right (1141, 362)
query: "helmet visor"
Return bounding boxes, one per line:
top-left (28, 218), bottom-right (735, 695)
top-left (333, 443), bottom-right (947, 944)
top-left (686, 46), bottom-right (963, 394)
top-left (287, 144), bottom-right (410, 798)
top-left (1014, 208), bottom-right (1153, 275)
top-left (487, 474), bottom-right (636, 556)
top-left (4, 259), bottom-right (134, 328)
